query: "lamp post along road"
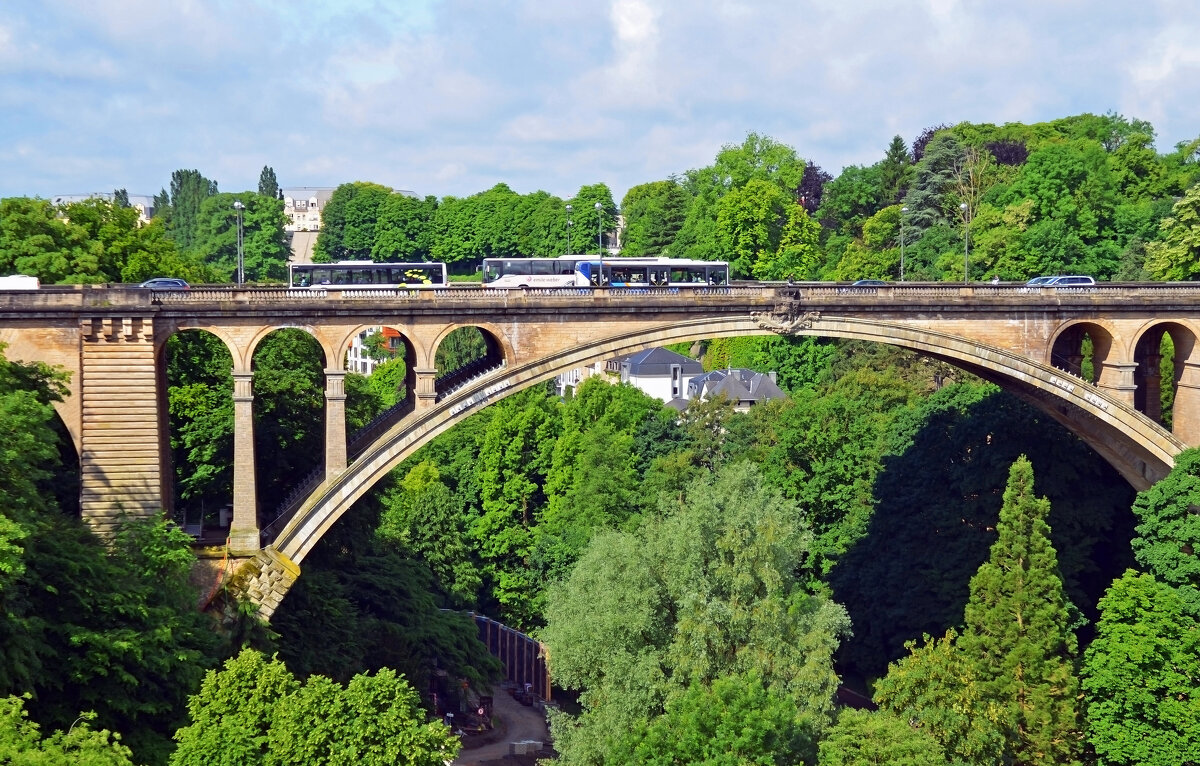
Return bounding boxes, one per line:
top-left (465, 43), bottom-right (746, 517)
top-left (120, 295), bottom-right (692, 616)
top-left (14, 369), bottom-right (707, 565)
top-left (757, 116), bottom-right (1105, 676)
top-left (960, 201), bottom-right (970, 283)
top-left (900, 206), bottom-right (908, 282)
top-left (595, 201), bottom-right (603, 254)
top-left (565, 203), bottom-right (573, 255)
top-left (233, 200), bottom-right (245, 286)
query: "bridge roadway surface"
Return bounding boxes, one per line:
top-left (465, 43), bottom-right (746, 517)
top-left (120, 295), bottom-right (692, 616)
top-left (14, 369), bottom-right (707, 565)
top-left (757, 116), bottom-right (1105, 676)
top-left (2, 280), bottom-right (1199, 614)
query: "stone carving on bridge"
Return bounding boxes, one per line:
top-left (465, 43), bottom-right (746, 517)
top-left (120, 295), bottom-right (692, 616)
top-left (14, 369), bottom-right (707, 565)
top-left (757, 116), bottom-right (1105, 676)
top-left (754, 310), bottom-right (821, 334)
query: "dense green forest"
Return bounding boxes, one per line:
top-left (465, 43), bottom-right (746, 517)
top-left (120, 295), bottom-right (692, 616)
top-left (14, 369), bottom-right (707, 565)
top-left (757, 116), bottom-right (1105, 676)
top-left (1, 115), bottom-right (1199, 764)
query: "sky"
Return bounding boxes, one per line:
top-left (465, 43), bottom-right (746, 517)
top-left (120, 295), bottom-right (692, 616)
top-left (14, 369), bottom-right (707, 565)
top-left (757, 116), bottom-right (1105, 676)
top-left (2, 0), bottom-right (1199, 205)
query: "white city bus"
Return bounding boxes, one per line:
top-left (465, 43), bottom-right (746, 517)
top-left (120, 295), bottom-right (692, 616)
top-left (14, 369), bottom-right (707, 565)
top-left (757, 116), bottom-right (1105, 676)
top-left (289, 261), bottom-right (448, 288)
top-left (481, 256), bottom-right (730, 288)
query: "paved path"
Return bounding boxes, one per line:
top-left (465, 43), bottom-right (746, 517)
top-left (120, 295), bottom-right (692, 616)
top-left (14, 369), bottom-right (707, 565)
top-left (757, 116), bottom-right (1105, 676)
top-left (452, 689), bottom-right (552, 765)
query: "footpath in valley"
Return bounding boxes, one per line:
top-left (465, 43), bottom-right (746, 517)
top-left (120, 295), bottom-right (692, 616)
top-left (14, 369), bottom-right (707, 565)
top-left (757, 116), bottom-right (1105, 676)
top-left (451, 686), bottom-right (555, 766)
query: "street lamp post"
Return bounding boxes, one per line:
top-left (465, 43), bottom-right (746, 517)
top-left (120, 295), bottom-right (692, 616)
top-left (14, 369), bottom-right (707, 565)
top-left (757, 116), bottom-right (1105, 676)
top-left (233, 200), bottom-right (245, 286)
top-left (900, 206), bottom-right (908, 282)
top-left (565, 204), bottom-right (573, 255)
top-left (594, 202), bottom-right (603, 254)
top-left (960, 202), bottom-right (970, 283)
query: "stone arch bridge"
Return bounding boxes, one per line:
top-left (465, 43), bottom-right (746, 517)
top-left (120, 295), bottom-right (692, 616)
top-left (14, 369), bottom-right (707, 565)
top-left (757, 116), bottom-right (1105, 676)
top-left (1, 281), bottom-right (1197, 615)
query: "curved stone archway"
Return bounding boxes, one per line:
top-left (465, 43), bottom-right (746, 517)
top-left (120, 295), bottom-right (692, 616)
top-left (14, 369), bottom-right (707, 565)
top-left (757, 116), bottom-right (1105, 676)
top-left (269, 311), bottom-right (1185, 574)
top-left (1132, 320), bottom-right (1200, 445)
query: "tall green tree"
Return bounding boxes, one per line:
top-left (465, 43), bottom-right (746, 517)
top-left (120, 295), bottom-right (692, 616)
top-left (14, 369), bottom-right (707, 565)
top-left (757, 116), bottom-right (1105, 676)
top-left (372, 194), bottom-right (437, 261)
top-left (1144, 182), bottom-right (1200, 281)
top-left (162, 169), bottom-right (219, 250)
top-left (314, 182), bottom-right (391, 262)
top-left (542, 462), bottom-right (849, 765)
top-left (192, 193), bottom-right (289, 282)
top-left (376, 460), bottom-right (481, 606)
top-left (0, 197), bottom-right (190, 285)
top-left (815, 164), bottom-right (886, 238)
top-left (1128, 446), bottom-right (1200, 599)
top-left (567, 183), bottom-right (617, 255)
top-left (257, 166), bottom-right (280, 199)
top-left (957, 456), bottom-right (1082, 766)
top-left (619, 179), bottom-right (690, 256)
top-left (471, 388), bottom-right (559, 628)
top-left (720, 177), bottom-right (796, 278)
top-left (673, 133), bottom-right (806, 261)
top-left (879, 134), bottom-right (915, 204)
top-left (1081, 570), bottom-right (1200, 766)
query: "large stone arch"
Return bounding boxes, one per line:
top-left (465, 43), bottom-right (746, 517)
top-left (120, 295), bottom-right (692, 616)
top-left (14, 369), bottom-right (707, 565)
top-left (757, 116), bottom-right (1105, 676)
top-left (269, 312), bottom-right (1184, 571)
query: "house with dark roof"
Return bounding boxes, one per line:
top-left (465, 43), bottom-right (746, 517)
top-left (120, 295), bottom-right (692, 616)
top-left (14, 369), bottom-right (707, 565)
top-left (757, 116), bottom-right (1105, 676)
top-left (687, 368), bottom-right (786, 412)
top-left (616, 347), bottom-right (703, 404)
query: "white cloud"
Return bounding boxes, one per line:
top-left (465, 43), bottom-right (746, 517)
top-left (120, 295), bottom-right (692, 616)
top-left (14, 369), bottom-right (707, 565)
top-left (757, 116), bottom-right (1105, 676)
top-left (2, 1), bottom-right (1199, 202)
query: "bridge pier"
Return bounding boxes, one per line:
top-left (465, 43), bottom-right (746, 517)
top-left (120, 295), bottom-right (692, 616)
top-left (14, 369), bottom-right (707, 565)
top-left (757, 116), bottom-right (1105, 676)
top-left (230, 371), bottom-right (260, 553)
top-left (1136, 353), bottom-right (1163, 424)
top-left (1097, 362), bottom-right (1138, 406)
top-left (324, 368), bottom-right (347, 476)
top-left (79, 315), bottom-right (166, 535)
top-left (1173, 360), bottom-right (1200, 446)
top-left (414, 367), bottom-right (438, 408)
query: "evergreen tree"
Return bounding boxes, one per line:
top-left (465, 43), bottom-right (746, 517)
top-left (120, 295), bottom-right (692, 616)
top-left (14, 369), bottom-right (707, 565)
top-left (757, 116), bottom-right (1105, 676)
top-left (164, 169), bottom-right (219, 250)
top-left (112, 188), bottom-right (130, 208)
top-left (257, 166), bottom-right (280, 199)
top-left (880, 135), bottom-right (914, 204)
top-left (958, 456), bottom-right (1082, 766)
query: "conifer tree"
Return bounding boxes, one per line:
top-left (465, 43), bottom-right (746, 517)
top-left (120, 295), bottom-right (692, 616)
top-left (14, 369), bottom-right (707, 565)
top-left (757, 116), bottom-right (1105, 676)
top-left (958, 456), bottom-right (1082, 766)
top-left (258, 165), bottom-right (280, 199)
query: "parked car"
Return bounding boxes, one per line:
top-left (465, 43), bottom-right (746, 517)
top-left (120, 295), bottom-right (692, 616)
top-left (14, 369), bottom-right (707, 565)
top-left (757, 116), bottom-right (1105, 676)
top-left (137, 277), bottom-right (190, 290)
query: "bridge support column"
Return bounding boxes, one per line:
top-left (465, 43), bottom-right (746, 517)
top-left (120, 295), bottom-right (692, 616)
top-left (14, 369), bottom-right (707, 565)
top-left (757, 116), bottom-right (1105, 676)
top-left (324, 369), bottom-right (347, 476)
top-left (79, 316), bottom-right (165, 536)
top-left (1097, 362), bottom-right (1137, 406)
top-left (1172, 360), bottom-right (1200, 446)
top-left (414, 367), bottom-right (438, 409)
top-left (230, 371), bottom-right (260, 554)
top-left (1138, 353), bottom-right (1163, 423)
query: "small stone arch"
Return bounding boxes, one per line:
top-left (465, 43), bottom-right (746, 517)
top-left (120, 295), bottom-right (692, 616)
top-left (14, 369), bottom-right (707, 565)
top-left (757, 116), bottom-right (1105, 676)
top-left (1133, 320), bottom-right (1200, 445)
top-left (431, 323), bottom-right (508, 401)
top-left (155, 326), bottom-right (237, 539)
top-left (341, 323), bottom-right (420, 462)
top-left (1050, 320), bottom-right (1116, 384)
top-left (243, 323), bottom-right (329, 372)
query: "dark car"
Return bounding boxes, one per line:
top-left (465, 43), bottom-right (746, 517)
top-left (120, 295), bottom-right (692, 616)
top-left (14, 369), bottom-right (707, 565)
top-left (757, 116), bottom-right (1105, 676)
top-left (851, 279), bottom-right (887, 286)
top-left (137, 277), bottom-right (190, 290)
